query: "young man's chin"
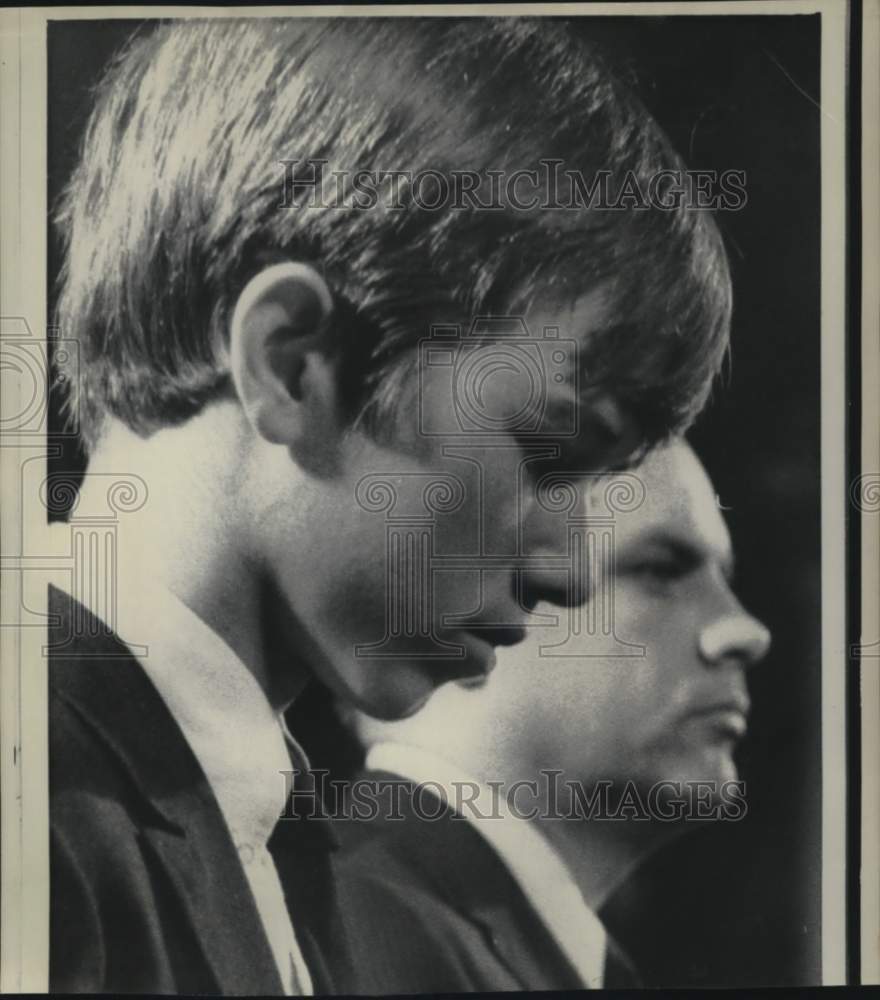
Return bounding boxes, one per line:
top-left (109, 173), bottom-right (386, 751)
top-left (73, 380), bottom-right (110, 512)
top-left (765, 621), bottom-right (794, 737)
top-left (337, 651), bottom-right (493, 722)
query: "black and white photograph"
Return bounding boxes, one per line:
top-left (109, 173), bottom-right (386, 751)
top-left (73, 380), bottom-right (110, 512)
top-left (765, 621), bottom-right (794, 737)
top-left (0, 2), bottom-right (873, 994)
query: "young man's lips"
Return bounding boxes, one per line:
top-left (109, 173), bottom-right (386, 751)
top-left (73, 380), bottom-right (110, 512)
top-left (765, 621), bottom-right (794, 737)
top-left (454, 624), bottom-right (527, 680)
top-left (465, 624), bottom-right (528, 647)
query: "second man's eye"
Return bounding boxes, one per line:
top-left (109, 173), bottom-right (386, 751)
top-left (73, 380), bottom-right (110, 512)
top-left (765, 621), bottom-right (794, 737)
top-left (629, 558), bottom-right (690, 590)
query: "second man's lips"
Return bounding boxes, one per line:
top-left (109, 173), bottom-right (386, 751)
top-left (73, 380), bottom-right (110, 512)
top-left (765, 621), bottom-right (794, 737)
top-left (684, 694), bottom-right (751, 738)
top-left (699, 693), bottom-right (751, 717)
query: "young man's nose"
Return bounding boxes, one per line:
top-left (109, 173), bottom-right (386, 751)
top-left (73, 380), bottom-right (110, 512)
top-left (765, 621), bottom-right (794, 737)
top-left (698, 604), bottom-right (772, 669)
top-left (519, 560), bottom-right (580, 610)
top-left (519, 530), bottom-right (590, 610)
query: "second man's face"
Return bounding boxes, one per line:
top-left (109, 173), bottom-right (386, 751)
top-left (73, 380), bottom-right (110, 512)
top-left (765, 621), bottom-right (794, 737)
top-left (489, 440), bottom-right (771, 790)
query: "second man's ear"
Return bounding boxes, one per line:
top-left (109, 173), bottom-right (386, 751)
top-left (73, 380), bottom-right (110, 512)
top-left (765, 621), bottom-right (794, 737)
top-left (229, 261), bottom-right (338, 447)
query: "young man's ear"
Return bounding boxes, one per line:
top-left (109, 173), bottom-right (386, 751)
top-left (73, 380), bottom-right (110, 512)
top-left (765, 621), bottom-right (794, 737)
top-left (229, 262), bottom-right (338, 447)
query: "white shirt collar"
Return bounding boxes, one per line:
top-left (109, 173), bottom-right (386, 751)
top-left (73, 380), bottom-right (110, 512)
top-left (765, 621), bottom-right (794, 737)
top-left (48, 527), bottom-right (313, 994)
top-left (365, 741), bottom-right (608, 989)
top-left (110, 577), bottom-right (297, 851)
top-left (46, 524), bottom-right (300, 847)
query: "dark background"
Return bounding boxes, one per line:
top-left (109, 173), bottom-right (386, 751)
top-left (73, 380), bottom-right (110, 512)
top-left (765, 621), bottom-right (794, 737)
top-left (47, 14), bottom-right (822, 988)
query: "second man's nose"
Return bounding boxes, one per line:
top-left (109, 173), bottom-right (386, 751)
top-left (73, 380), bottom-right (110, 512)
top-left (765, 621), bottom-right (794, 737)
top-left (698, 610), bottom-right (772, 669)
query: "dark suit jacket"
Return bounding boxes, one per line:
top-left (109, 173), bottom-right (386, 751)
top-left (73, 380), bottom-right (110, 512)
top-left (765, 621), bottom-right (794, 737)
top-left (332, 769), bottom-right (638, 993)
top-left (49, 585), bottom-right (348, 994)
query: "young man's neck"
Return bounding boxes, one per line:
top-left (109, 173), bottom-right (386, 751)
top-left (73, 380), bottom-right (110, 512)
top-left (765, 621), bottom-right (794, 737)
top-left (80, 408), bottom-right (309, 710)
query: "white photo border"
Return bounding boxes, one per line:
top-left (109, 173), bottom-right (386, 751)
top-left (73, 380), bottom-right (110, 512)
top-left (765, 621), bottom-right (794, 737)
top-left (0, 2), bottom-right (853, 989)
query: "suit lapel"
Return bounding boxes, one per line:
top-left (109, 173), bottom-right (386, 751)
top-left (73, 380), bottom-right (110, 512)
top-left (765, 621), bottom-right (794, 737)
top-left (603, 933), bottom-right (643, 988)
top-left (456, 858), bottom-right (584, 991)
top-left (360, 771), bottom-right (583, 991)
top-left (140, 826), bottom-right (284, 995)
top-left (50, 586), bottom-right (284, 995)
top-left (466, 894), bottom-right (583, 991)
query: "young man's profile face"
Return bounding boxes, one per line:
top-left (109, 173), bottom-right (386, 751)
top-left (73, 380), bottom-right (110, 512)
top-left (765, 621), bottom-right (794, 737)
top-left (486, 440), bottom-right (770, 789)
top-left (56, 18), bottom-right (734, 725)
top-left (263, 293), bottom-right (640, 721)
